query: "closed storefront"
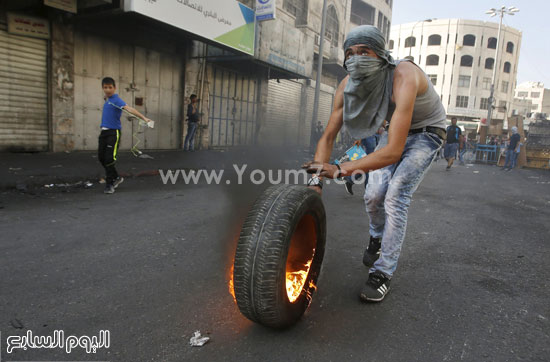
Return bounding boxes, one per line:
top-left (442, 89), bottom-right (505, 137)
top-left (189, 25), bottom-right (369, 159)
top-left (73, 31), bottom-right (183, 150)
top-left (0, 26), bottom-right (48, 151)
top-left (208, 66), bottom-right (258, 147)
top-left (264, 79), bottom-right (303, 145)
top-left (306, 85), bottom-right (334, 136)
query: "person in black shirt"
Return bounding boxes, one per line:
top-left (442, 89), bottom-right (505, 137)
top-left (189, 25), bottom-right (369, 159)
top-left (444, 117), bottom-right (462, 170)
top-left (184, 94), bottom-right (199, 151)
top-left (503, 126), bottom-right (521, 171)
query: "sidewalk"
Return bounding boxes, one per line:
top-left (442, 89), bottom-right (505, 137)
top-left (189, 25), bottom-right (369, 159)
top-left (1, 146), bottom-right (312, 190)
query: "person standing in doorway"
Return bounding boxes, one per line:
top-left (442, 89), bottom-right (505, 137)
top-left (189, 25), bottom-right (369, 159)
top-left (184, 94), bottom-right (199, 151)
top-left (444, 117), bottom-right (461, 170)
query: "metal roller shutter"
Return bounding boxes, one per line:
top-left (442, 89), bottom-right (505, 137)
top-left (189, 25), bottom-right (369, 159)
top-left (0, 28), bottom-right (48, 151)
top-left (305, 86), bottom-right (335, 144)
top-left (265, 79), bottom-right (302, 145)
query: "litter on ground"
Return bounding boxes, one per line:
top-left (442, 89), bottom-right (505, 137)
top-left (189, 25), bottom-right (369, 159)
top-left (189, 331), bottom-right (210, 347)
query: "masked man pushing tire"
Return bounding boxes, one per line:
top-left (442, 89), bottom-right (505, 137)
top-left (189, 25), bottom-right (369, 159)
top-left (303, 25), bottom-right (446, 303)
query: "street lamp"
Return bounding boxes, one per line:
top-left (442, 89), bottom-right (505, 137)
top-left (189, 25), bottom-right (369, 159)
top-left (408, 19), bottom-right (433, 58)
top-left (480, 6), bottom-right (519, 144)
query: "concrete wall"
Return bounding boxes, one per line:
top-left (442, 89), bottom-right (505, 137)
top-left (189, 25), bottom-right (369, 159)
top-left (50, 22), bottom-right (75, 152)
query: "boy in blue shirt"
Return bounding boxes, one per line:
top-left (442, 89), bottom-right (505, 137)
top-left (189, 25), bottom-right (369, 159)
top-left (99, 77), bottom-right (151, 194)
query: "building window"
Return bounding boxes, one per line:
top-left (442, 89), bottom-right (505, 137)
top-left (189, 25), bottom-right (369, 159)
top-left (482, 77), bottom-right (491, 90)
top-left (460, 55), bottom-right (473, 67)
top-left (531, 92), bottom-right (541, 98)
top-left (381, 16), bottom-right (389, 40)
top-left (480, 98), bottom-right (489, 110)
top-left (404, 36), bottom-right (416, 48)
top-left (501, 81), bottom-right (509, 93)
top-left (503, 62), bottom-right (511, 73)
top-left (487, 37), bottom-right (497, 49)
top-left (456, 95), bottom-right (469, 108)
top-left (485, 58), bottom-right (494, 70)
top-left (458, 75), bottom-right (471, 88)
top-left (283, 0), bottom-right (308, 24)
top-left (377, 11), bottom-right (383, 30)
top-left (428, 34), bottom-right (441, 46)
top-left (350, 0), bottom-right (375, 26)
top-left (499, 100), bottom-right (507, 111)
top-left (426, 54), bottom-right (439, 66)
top-left (517, 91), bottom-right (528, 97)
top-left (428, 74), bottom-right (437, 85)
top-left (389, 40), bottom-right (394, 50)
top-left (325, 6), bottom-right (339, 47)
top-left (463, 34), bottom-right (476, 46)
top-left (506, 41), bottom-right (514, 54)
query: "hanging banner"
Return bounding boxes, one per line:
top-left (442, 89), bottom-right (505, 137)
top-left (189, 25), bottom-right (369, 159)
top-left (256, 0), bottom-right (276, 21)
top-left (125, 0), bottom-right (255, 55)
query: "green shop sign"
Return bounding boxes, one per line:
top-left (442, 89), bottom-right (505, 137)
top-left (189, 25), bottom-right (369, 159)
top-left (125, 0), bottom-right (255, 55)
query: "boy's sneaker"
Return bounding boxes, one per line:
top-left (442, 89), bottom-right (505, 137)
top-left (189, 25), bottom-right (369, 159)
top-left (363, 236), bottom-right (381, 267)
top-left (113, 177), bottom-right (124, 188)
top-left (104, 184), bottom-right (115, 194)
top-left (344, 181), bottom-right (354, 195)
top-left (360, 271), bottom-right (391, 302)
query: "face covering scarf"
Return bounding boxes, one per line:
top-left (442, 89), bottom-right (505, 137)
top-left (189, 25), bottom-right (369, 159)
top-left (343, 25), bottom-right (396, 139)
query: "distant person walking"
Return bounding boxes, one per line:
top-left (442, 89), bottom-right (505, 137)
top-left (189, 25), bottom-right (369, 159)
top-left (444, 117), bottom-right (461, 170)
top-left (184, 94), bottom-right (199, 151)
top-left (316, 121), bottom-right (324, 141)
top-left (503, 126), bottom-right (521, 171)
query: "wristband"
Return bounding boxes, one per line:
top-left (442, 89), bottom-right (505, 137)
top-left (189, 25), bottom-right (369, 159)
top-left (336, 163), bottom-right (342, 178)
top-left (307, 175), bottom-right (323, 189)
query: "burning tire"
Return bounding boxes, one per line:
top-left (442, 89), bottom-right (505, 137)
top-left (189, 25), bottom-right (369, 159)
top-left (233, 185), bottom-right (326, 328)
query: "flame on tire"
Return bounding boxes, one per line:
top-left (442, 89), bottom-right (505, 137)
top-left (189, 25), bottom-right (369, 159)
top-left (229, 264), bottom-right (236, 303)
top-left (286, 258), bottom-right (313, 303)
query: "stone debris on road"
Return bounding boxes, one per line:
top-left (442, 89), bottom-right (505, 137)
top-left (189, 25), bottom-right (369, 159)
top-left (189, 330), bottom-right (210, 347)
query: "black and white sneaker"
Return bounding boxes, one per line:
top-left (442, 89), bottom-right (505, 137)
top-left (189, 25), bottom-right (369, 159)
top-left (344, 181), bottom-right (354, 195)
top-left (363, 236), bottom-right (381, 267)
top-left (360, 271), bottom-right (391, 302)
top-left (113, 176), bottom-right (124, 188)
top-left (104, 184), bottom-right (115, 194)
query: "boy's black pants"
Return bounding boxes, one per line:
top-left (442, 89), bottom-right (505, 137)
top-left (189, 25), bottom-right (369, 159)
top-left (98, 129), bottom-right (121, 185)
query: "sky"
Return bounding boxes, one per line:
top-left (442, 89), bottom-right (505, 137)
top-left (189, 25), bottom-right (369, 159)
top-left (391, 0), bottom-right (550, 87)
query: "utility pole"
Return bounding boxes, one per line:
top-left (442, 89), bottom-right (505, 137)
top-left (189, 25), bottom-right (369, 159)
top-left (480, 6), bottom-right (519, 144)
top-left (310, 0), bottom-right (328, 149)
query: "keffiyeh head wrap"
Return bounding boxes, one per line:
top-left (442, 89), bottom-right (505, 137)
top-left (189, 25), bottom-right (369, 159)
top-left (343, 26), bottom-right (396, 139)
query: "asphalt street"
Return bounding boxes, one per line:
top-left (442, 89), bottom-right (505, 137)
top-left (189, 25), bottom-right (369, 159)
top-left (1, 150), bottom-right (549, 362)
